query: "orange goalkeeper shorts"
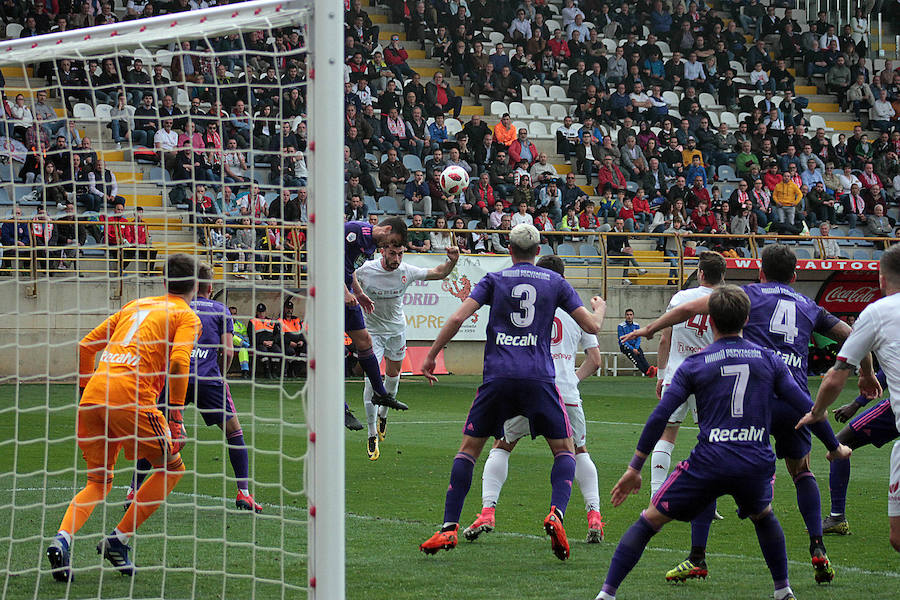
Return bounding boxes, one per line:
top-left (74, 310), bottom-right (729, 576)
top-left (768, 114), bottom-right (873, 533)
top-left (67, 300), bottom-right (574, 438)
top-left (76, 404), bottom-right (174, 469)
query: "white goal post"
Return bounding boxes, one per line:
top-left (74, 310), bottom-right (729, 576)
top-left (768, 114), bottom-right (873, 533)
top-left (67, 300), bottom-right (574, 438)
top-left (0, 0), bottom-right (345, 598)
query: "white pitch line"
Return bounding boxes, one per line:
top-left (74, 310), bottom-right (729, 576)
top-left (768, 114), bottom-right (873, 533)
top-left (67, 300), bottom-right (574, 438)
top-left (3, 487), bottom-right (899, 579)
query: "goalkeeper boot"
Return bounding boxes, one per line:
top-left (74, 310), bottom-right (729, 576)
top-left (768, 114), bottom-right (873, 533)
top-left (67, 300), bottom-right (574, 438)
top-left (586, 509), bottom-right (606, 543)
top-left (811, 545), bottom-right (835, 583)
top-left (543, 506), bottom-right (570, 561)
top-left (123, 487), bottom-right (135, 511)
top-left (420, 525), bottom-right (458, 554)
top-left (344, 407), bottom-right (364, 431)
top-left (97, 534), bottom-right (134, 576)
top-left (236, 490), bottom-right (262, 513)
top-left (463, 507), bottom-right (495, 541)
top-left (665, 558), bottom-right (709, 582)
top-left (822, 514), bottom-right (851, 535)
top-left (377, 416), bottom-right (388, 442)
top-left (47, 533), bottom-right (73, 582)
top-left (366, 436), bottom-right (380, 461)
top-left (372, 392), bottom-right (408, 411)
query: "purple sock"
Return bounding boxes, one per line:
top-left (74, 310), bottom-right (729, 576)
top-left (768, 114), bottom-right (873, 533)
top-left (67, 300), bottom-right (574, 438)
top-left (550, 451), bottom-right (575, 515)
top-left (133, 458), bottom-right (152, 490)
top-left (793, 471), bottom-right (823, 538)
top-left (753, 511), bottom-right (789, 589)
top-left (442, 452), bottom-right (476, 524)
top-left (357, 346), bottom-right (388, 396)
top-left (691, 501), bottom-right (716, 549)
top-left (602, 514), bottom-right (659, 595)
top-left (829, 458), bottom-right (851, 515)
top-left (226, 429), bottom-right (250, 490)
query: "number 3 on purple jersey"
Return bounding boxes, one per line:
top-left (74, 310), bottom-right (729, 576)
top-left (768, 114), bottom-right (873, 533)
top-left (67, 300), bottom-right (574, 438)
top-left (510, 283), bottom-right (537, 327)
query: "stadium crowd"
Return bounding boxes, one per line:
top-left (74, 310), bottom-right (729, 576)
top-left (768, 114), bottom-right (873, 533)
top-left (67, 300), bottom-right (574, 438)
top-left (2, 0), bottom-right (900, 276)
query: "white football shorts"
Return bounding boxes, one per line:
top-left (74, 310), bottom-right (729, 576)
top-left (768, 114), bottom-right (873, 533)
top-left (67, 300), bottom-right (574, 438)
top-left (370, 331), bottom-right (407, 363)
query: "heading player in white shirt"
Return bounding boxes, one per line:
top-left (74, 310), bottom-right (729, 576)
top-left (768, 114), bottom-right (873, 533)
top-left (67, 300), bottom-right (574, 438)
top-left (800, 243), bottom-right (900, 552)
top-left (355, 244), bottom-right (459, 460)
top-left (650, 252), bottom-right (728, 498)
top-left (463, 254), bottom-right (608, 543)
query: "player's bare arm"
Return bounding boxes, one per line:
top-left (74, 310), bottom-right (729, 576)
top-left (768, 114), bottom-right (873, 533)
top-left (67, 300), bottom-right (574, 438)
top-left (422, 297), bottom-right (481, 384)
top-left (797, 360), bottom-right (856, 428)
top-left (655, 327), bottom-right (672, 400)
top-left (611, 452), bottom-right (646, 507)
top-left (221, 331), bottom-right (235, 375)
top-left (826, 320), bottom-right (881, 399)
top-left (620, 296), bottom-right (711, 343)
top-left (351, 272), bottom-right (375, 314)
top-left (572, 295), bottom-right (606, 334)
top-left (425, 246), bottom-right (460, 280)
top-left (833, 401), bottom-right (862, 423)
top-left (575, 346), bottom-right (602, 382)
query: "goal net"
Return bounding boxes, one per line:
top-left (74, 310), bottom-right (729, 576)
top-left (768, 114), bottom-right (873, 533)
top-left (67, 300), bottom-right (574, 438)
top-left (0, 1), bottom-right (345, 598)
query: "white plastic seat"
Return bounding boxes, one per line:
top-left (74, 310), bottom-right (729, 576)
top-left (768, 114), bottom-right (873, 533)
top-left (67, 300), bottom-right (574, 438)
top-left (720, 112), bottom-right (738, 128)
top-left (546, 19), bottom-right (561, 33)
top-left (699, 92), bottom-right (721, 108)
top-left (529, 84), bottom-right (548, 100)
top-left (490, 101), bottom-right (508, 116)
top-left (529, 121), bottom-right (549, 138)
top-left (94, 104), bottom-right (113, 121)
top-left (488, 31), bottom-right (505, 45)
top-left (548, 85), bottom-right (568, 101)
top-left (72, 103), bottom-right (94, 119)
top-left (662, 91), bottom-right (679, 107)
top-left (446, 118), bottom-right (463, 136)
top-left (549, 103), bottom-right (568, 120)
top-left (508, 101), bottom-right (528, 119)
top-left (512, 120), bottom-right (528, 132)
top-left (529, 103), bottom-right (549, 119)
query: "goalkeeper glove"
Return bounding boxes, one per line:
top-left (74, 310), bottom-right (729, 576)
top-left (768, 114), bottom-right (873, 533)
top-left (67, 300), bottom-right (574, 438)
top-left (168, 408), bottom-right (187, 454)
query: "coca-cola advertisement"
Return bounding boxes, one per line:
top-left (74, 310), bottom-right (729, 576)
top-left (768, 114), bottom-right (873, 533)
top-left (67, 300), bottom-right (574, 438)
top-left (816, 271), bottom-right (882, 315)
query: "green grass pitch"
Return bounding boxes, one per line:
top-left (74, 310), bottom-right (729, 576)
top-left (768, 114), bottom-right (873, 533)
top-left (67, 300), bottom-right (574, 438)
top-left (1, 375), bottom-right (898, 599)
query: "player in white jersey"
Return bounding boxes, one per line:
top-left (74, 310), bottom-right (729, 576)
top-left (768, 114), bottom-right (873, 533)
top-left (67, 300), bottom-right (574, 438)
top-left (463, 255), bottom-right (608, 543)
top-left (649, 252), bottom-right (727, 498)
top-left (355, 244), bottom-right (459, 460)
top-left (800, 243), bottom-right (900, 552)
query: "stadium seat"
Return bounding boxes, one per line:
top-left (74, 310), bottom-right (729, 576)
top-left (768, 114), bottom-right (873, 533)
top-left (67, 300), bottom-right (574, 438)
top-left (508, 101), bottom-right (528, 119)
top-left (467, 219), bottom-right (480, 229)
top-left (662, 91), bottom-right (679, 107)
top-left (809, 115), bottom-right (831, 132)
top-left (556, 242), bottom-right (578, 257)
top-left (72, 103), bottom-right (94, 119)
top-left (718, 165), bottom-right (738, 181)
top-left (94, 104), bottom-right (113, 121)
top-left (528, 85), bottom-right (547, 101)
top-left (490, 101), bottom-right (508, 117)
top-left (874, 250), bottom-right (884, 259)
top-left (378, 196), bottom-right (402, 214)
top-left (488, 31), bottom-right (505, 45)
top-left (529, 103), bottom-right (549, 120)
top-left (539, 243), bottom-right (554, 256)
top-left (626, 181), bottom-right (638, 193)
top-left (699, 92), bottom-right (721, 109)
top-left (528, 121), bottom-right (549, 139)
top-left (402, 154), bottom-right (423, 172)
top-left (6, 23), bottom-right (23, 38)
top-left (720, 112), bottom-right (738, 128)
top-left (656, 40), bottom-right (670, 54)
top-left (707, 112), bottom-right (720, 127)
top-left (794, 248), bottom-right (812, 259)
top-left (363, 196), bottom-right (378, 214)
top-left (546, 19), bottom-right (561, 32)
top-left (578, 244), bottom-right (603, 264)
top-left (548, 86), bottom-right (568, 101)
top-left (549, 103), bottom-right (568, 120)
top-left (446, 118), bottom-right (463, 137)
top-left (853, 248), bottom-right (872, 260)
top-left (512, 120), bottom-right (528, 132)
top-left (175, 88), bottom-right (190, 109)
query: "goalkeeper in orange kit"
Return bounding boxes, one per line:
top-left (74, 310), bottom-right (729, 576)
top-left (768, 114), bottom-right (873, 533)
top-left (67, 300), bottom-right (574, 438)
top-left (46, 254), bottom-right (202, 581)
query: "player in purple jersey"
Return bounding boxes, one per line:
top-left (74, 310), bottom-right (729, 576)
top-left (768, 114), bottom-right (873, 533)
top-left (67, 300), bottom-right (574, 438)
top-left (129, 264), bottom-right (262, 512)
top-left (822, 369), bottom-right (897, 535)
top-left (418, 224), bottom-right (606, 561)
top-left (343, 217), bottom-right (409, 429)
top-left (594, 286), bottom-right (850, 600)
top-left (620, 244), bottom-right (879, 583)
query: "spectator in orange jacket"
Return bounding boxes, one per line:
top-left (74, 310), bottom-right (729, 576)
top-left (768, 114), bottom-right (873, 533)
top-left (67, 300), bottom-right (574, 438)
top-left (492, 113), bottom-right (517, 149)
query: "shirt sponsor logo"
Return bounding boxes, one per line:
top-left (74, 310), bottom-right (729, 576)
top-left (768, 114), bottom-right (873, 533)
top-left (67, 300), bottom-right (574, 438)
top-left (703, 348), bottom-right (763, 363)
top-left (708, 426), bottom-right (766, 443)
top-left (100, 350), bottom-right (140, 366)
top-left (495, 332), bottom-right (538, 347)
top-left (551, 352), bottom-right (573, 360)
top-left (191, 348), bottom-right (211, 359)
top-left (774, 350), bottom-right (803, 369)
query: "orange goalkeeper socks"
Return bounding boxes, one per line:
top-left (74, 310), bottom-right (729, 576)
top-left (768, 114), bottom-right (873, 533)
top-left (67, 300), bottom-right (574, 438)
top-left (117, 457), bottom-right (185, 536)
top-left (59, 479), bottom-right (112, 535)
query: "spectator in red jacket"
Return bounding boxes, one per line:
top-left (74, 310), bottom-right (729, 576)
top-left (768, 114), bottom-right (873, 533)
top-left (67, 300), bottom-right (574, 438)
top-left (689, 200), bottom-right (719, 233)
top-left (596, 155), bottom-right (627, 193)
top-left (763, 162), bottom-right (782, 191)
top-left (548, 29), bottom-right (571, 60)
top-left (384, 35), bottom-right (417, 78)
top-left (103, 201), bottom-right (134, 246)
top-left (507, 128), bottom-right (539, 167)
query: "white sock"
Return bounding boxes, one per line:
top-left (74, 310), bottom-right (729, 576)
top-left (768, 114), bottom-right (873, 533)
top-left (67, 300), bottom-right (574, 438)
top-left (481, 447), bottom-right (510, 508)
top-left (575, 452), bottom-right (600, 513)
top-left (774, 586), bottom-right (794, 600)
top-left (595, 592), bottom-right (615, 600)
top-left (650, 440), bottom-right (675, 497)
top-left (113, 527), bottom-right (129, 544)
top-left (238, 486), bottom-right (249, 495)
top-left (57, 530), bottom-right (72, 545)
top-left (363, 380), bottom-right (377, 437)
top-left (380, 374), bottom-right (400, 419)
